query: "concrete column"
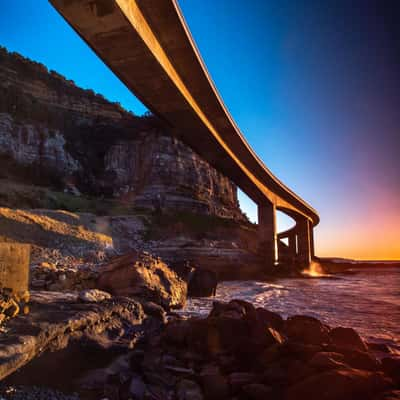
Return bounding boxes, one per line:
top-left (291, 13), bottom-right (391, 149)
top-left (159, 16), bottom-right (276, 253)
top-left (258, 201), bottom-right (277, 267)
top-left (309, 225), bottom-right (315, 259)
top-left (287, 232), bottom-right (297, 257)
top-left (297, 218), bottom-right (311, 267)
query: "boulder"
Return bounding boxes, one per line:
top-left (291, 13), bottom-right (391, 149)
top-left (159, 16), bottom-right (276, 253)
top-left (209, 300), bottom-right (244, 320)
top-left (382, 357), bottom-right (400, 385)
top-left (229, 372), bottom-right (258, 392)
top-left (256, 307), bottom-right (284, 331)
top-left (215, 318), bottom-right (282, 361)
top-left (209, 299), bottom-right (256, 320)
top-left (281, 342), bottom-right (323, 361)
top-left (286, 359), bottom-right (316, 384)
top-left (177, 379), bottom-right (203, 400)
top-left (169, 260), bottom-right (195, 281)
top-left (309, 352), bottom-right (347, 370)
top-left (262, 362), bottom-right (288, 384)
top-left (145, 384), bottom-right (170, 399)
top-left (265, 327), bottom-right (285, 346)
top-left (258, 344), bottom-right (282, 367)
top-left (129, 374), bottom-right (146, 400)
top-left (185, 318), bottom-right (223, 356)
top-left (188, 268), bottom-right (218, 297)
top-left (200, 368), bottom-right (230, 400)
top-left (375, 391), bottom-right (400, 400)
top-left (216, 353), bottom-right (237, 373)
top-left (97, 251), bottom-right (187, 310)
top-left (241, 383), bottom-right (272, 399)
top-left (285, 368), bottom-right (393, 400)
top-left (163, 319), bottom-right (190, 347)
top-left (141, 301), bottom-right (167, 322)
top-left (341, 349), bottom-right (380, 371)
top-left (183, 300), bottom-right (285, 365)
top-left (285, 315), bottom-right (331, 345)
top-left (329, 327), bottom-right (368, 352)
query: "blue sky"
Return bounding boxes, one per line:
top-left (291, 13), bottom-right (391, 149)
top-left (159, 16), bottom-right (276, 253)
top-left (1, 1), bottom-right (399, 259)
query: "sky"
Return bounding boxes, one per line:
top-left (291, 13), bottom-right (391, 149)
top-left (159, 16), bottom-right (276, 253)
top-left (0, 1), bottom-right (399, 260)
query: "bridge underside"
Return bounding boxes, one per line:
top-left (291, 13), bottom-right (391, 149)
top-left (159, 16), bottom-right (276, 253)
top-left (50, 0), bottom-right (319, 269)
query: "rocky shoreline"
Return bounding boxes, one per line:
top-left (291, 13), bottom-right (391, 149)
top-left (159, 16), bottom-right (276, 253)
top-left (1, 301), bottom-right (399, 399)
top-left (0, 255), bottom-right (399, 400)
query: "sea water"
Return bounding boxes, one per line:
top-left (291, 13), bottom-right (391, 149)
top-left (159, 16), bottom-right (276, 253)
top-left (181, 267), bottom-right (400, 352)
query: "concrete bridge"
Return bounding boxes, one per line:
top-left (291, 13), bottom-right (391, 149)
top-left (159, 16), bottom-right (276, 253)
top-left (50, 0), bottom-right (319, 268)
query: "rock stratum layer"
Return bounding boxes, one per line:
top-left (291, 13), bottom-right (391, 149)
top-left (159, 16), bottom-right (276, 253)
top-left (0, 46), bottom-right (245, 221)
top-left (0, 291), bottom-right (145, 382)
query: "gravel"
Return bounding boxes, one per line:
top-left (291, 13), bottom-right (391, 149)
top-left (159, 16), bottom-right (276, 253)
top-left (0, 385), bottom-right (80, 400)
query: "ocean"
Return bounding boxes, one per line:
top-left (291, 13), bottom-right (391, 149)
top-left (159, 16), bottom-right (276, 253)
top-left (181, 267), bottom-right (400, 352)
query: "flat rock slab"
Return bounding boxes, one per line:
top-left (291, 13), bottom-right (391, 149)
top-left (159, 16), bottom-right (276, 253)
top-left (0, 291), bottom-right (144, 381)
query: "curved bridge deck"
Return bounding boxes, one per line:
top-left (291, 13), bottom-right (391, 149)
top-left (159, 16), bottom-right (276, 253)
top-left (50, 0), bottom-right (319, 267)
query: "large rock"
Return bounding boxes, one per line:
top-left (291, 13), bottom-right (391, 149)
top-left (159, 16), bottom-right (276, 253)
top-left (209, 299), bottom-right (256, 320)
top-left (281, 342), bottom-right (323, 361)
top-left (229, 372), bottom-right (258, 392)
top-left (382, 357), bottom-right (400, 385)
top-left (188, 268), bottom-right (217, 297)
top-left (285, 315), bottom-right (331, 345)
top-left (97, 251), bottom-right (187, 310)
top-left (169, 260), bottom-right (195, 281)
top-left (340, 349), bottom-right (380, 371)
top-left (375, 391), bottom-right (400, 400)
top-left (183, 300), bottom-right (284, 366)
top-left (129, 374), bottom-right (146, 399)
top-left (242, 383), bottom-right (273, 399)
top-left (285, 368), bottom-right (393, 400)
top-left (176, 379), bottom-right (203, 400)
top-left (308, 352), bottom-right (347, 370)
top-left (200, 365), bottom-right (230, 400)
top-left (329, 326), bottom-right (368, 352)
top-left (256, 307), bottom-right (284, 331)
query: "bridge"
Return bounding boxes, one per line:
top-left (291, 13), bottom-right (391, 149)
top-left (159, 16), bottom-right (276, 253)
top-left (50, 0), bottom-right (319, 268)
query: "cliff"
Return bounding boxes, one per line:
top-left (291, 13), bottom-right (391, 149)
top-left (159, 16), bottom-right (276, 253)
top-left (0, 46), bottom-right (245, 221)
top-left (0, 46), bottom-right (263, 278)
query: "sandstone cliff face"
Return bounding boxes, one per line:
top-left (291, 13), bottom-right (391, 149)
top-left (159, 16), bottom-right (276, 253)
top-left (0, 47), bottom-right (245, 221)
top-left (104, 133), bottom-right (241, 218)
top-left (0, 113), bottom-right (81, 175)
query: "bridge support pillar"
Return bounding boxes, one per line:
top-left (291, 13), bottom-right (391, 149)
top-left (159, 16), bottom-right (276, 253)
top-left (297, 218), bottom-right (312, 267)
top-left (258, 202), bottom-right (277, 267)
top-left (309, 224), bottom-right (315, 259)
top-left (287, 232), bottom-right (297, 258)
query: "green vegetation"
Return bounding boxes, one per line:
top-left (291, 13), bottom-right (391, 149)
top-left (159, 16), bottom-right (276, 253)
top-left (143, 210), bottom-right (256, 241)
top-left (45, 192), bottom-right (152, 216)
top-left (0, 179), bottom-right (151, 217)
